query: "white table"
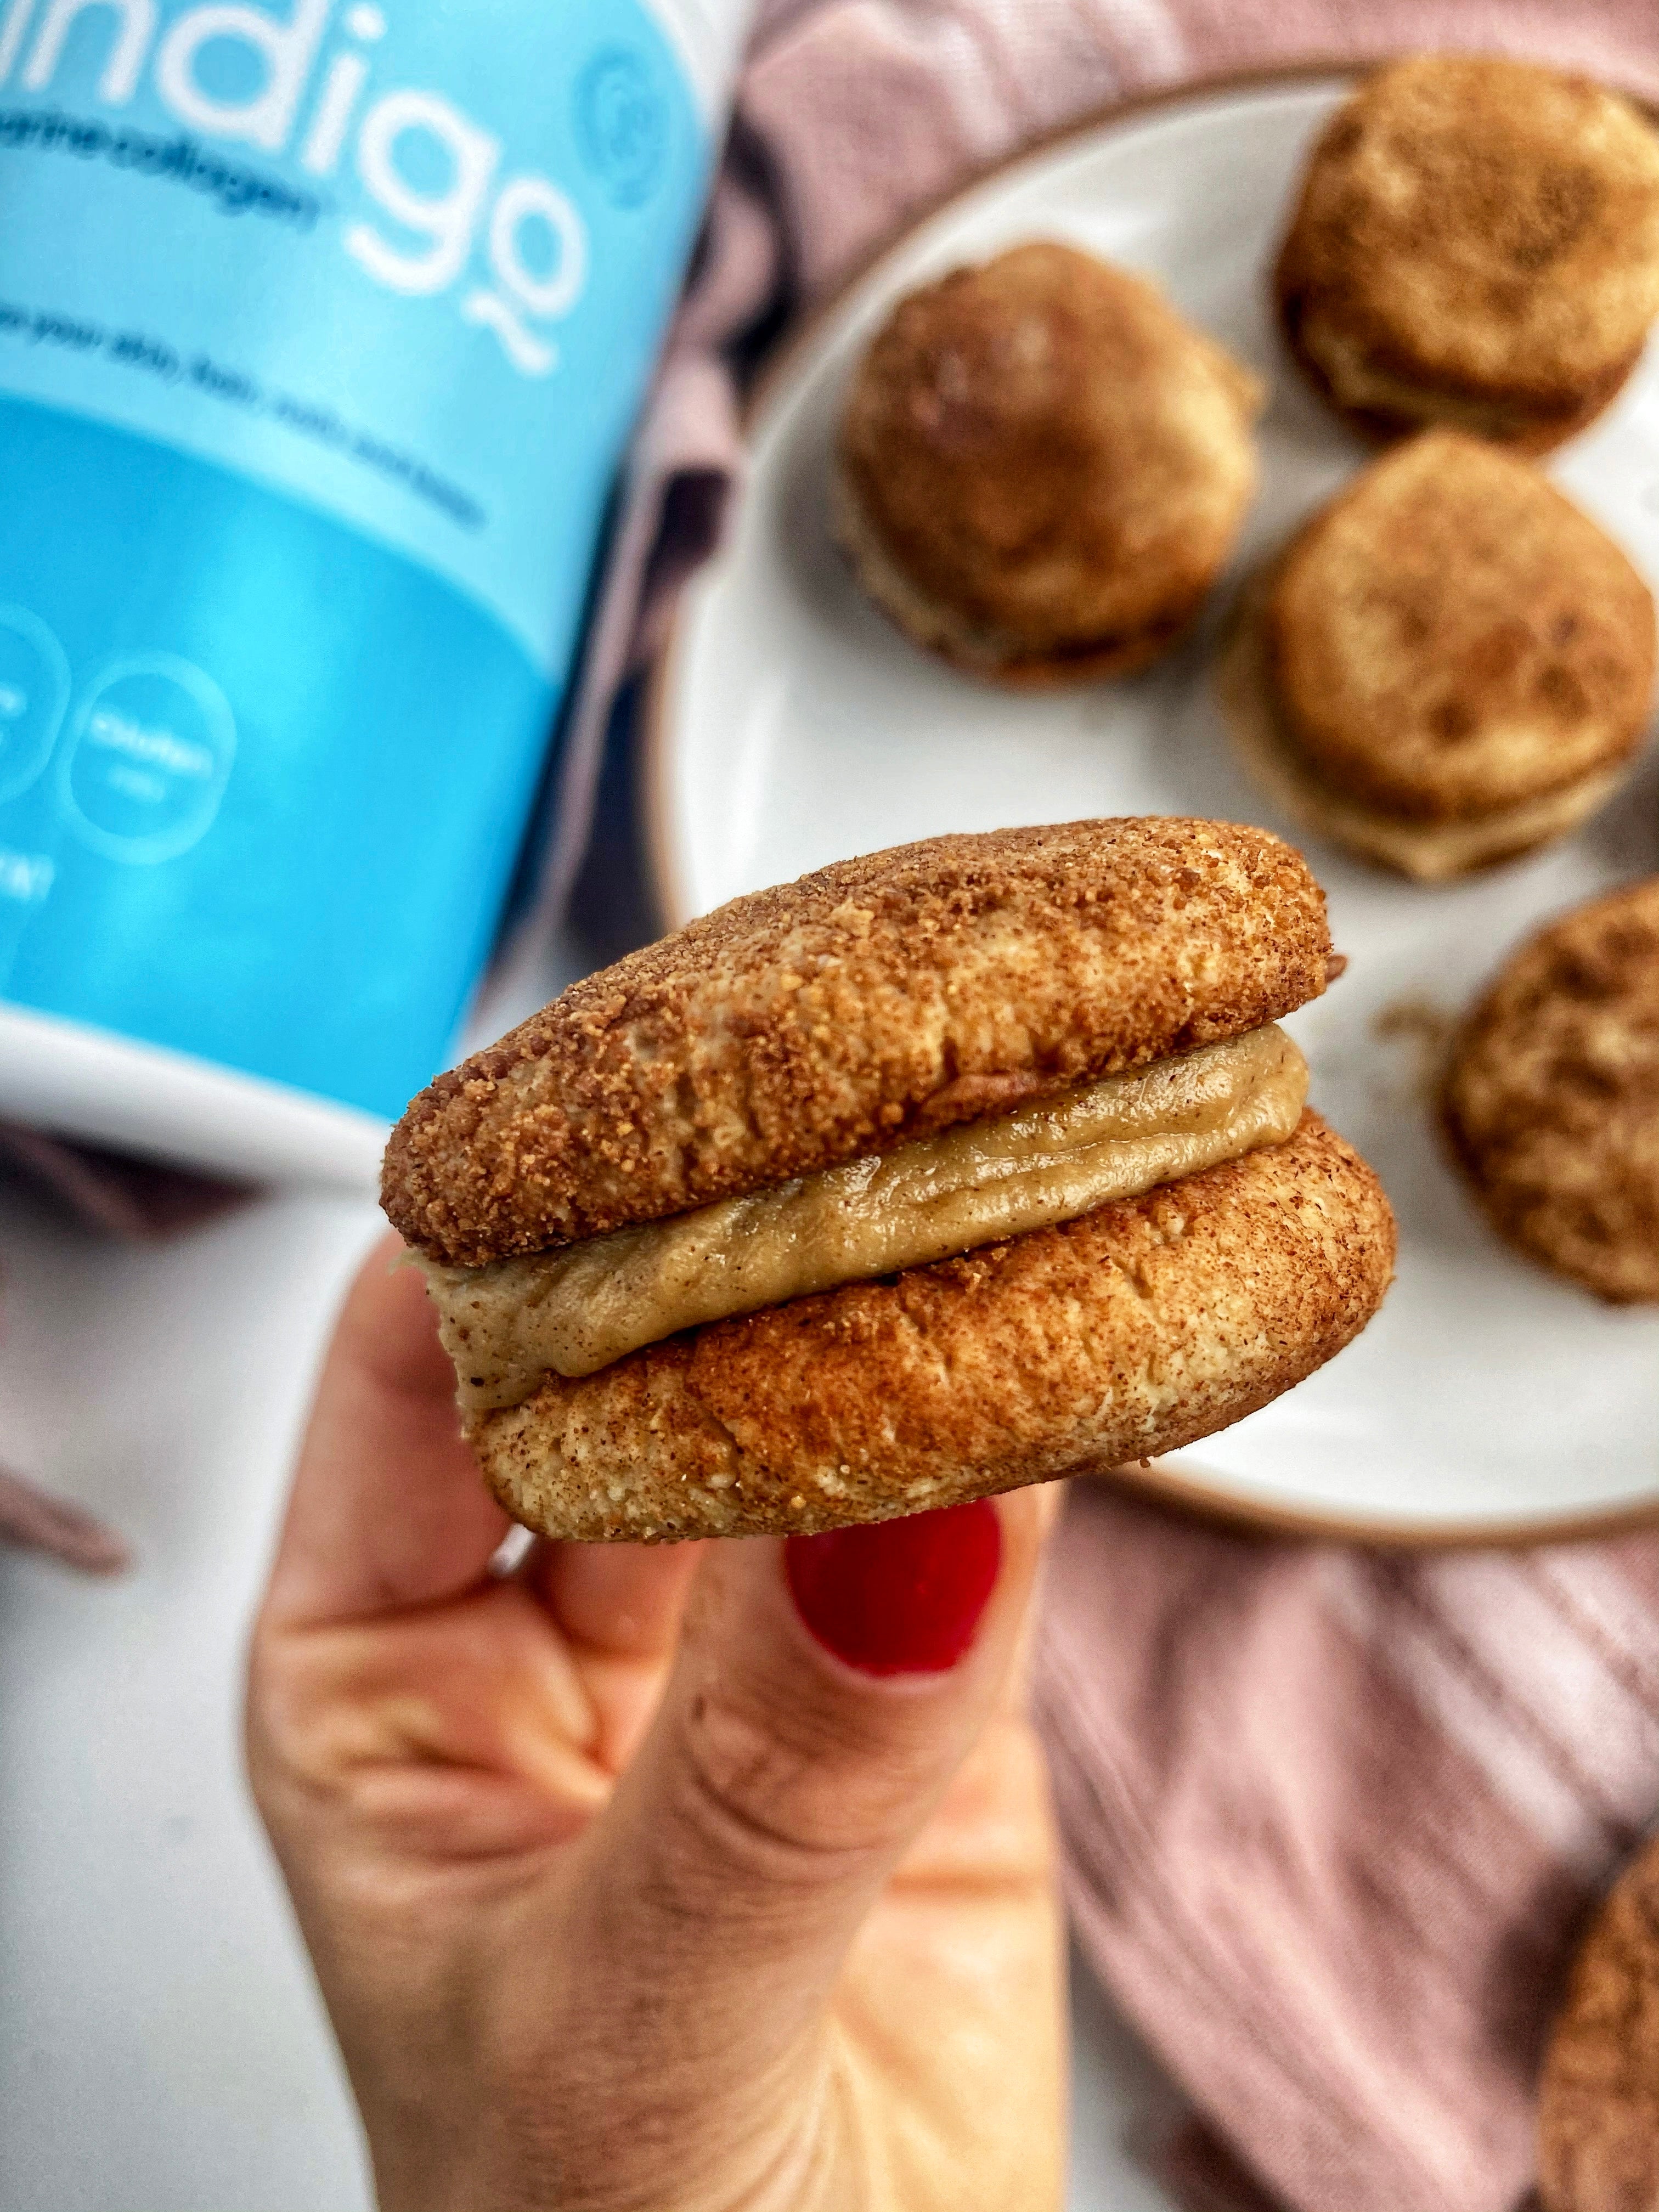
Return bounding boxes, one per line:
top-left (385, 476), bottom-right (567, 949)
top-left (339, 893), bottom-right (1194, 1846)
top-left (0, 1146), bottom-right (1181, 2211)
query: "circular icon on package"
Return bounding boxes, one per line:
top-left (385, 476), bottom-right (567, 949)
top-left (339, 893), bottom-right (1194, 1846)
top-left (0, 605), bottom-right (70, 806)
top-left (575, 44), bottom-right (670, 208)
top-left (59, 654), bottom-right (235, 864)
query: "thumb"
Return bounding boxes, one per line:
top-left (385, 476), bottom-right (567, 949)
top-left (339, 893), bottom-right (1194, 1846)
top-left (560, 1489), bottom-right (1047, 2185)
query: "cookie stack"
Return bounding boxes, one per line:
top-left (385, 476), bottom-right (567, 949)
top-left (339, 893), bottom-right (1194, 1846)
top-left (826, 52), bottom-right (1659, 1312)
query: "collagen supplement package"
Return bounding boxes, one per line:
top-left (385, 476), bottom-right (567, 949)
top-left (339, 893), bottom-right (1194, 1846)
top-left (0, 0), bottom-right (749, 1180)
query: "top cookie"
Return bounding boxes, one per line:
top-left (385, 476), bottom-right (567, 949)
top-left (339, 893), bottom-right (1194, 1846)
top-left (1267, 431), bottom-right (1655, 821)
top-left (384, 819), bottom-right (1332, 1266)
top-left (1277, 55), bottom-right (1659, 449)
top-left (837, 243), bottom-right (1262, 673)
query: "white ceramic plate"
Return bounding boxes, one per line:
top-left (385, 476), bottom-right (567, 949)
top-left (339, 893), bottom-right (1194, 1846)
top-left (651, 75), bottom-right (1659, 1541)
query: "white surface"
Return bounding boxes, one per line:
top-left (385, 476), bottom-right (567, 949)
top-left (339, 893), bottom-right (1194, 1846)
top-left (658, 76), bottom-right (1659, 1538)
top-left (0, 1003), bottom-right (388, 1190)
top-left (0, 1188), bottom-right (1176, 2212)
top-left (0, 1184), bottom-right (380, 2212)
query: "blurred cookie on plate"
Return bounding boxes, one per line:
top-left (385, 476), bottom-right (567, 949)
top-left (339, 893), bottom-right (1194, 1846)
top-left (1216, 430), bottom-right (1655, 881)
top-left (1443, 878), bottom-right (1659, 1304)
top-left (1538, 1826), bottom-right (1659, 2211)
top-left (1276, 54), bottom-right (1659, 452)
top-left (835, 241), bottom-right (1263, 685)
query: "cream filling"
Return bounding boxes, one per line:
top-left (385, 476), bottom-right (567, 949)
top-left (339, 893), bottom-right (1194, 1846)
top-left (421, 1024), bottom-right (1308, 1413)
top-left (1214, 571), bottom-right (1624, 883)
top-left (1294, 313), bottom-right (1564, 442)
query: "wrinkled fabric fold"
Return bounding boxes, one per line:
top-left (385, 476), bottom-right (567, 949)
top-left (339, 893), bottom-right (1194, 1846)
top-left (1037, 1487), bottom-right (1659, 2211)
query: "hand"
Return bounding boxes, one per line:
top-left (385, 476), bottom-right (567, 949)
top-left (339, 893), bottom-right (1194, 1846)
top-left (247, 1237), bottom-right (1066, 2212)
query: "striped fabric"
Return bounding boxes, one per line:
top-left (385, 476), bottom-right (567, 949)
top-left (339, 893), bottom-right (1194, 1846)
top-left (1037, 1491), bottom-right (1659, 2209)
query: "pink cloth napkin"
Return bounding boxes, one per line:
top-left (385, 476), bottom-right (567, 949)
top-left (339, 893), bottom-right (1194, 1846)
top-left (1037, 1493), bottom-right (1659, 2210)
top-left (546, 5), bottom-right (1659, 2208)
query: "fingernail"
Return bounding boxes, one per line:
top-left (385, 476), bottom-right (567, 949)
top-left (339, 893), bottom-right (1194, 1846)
top-left (785, 1500), bottom-right (1002, 1677)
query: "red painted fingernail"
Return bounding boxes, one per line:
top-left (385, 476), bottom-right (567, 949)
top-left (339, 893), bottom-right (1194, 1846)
top-left (785, 1500), bottom-right (1002, 1677)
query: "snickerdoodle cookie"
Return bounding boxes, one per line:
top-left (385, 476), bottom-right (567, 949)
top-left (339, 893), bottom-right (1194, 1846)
top-left (1444, 878), bottom-right (1659, 1301)
top-left (836, 243), bottom-right (1262, 684)
top-left (1217, 432), bottom-right (1654, 879)
top-left (1277, 55), bottom-right (1659, 452)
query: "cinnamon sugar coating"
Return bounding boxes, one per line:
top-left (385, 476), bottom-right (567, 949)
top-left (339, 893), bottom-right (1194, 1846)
top-left (837, 241), bottom-right (1262, 681)
top-left (1444, 879), bottom-right (1659, 1302)
top-left (382, 819), bottom-right (1333, 1265)
top-left (1539, 1829), bottom-right (1659, 2212)
top-left (1267, 433), bottom-right (1654, 825)
top-left (1276, 56), bottom-right (1659, 452)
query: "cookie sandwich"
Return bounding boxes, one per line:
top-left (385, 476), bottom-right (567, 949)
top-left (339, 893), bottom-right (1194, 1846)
top-left (1276, 54), bottom-right (1659, 453)
top-left (835, 243), bottom-right (1263, 685)
top-left (383, 820), bottom-right (1396, 1541)
top-left (1217, 432), bottom-right (1655, 881)
top-left (1444, 878), bottom-right (1659, 1304)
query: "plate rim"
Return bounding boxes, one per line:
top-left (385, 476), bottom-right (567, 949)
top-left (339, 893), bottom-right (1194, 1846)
top-left (641, 61), bottom-right (1659, 1548)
